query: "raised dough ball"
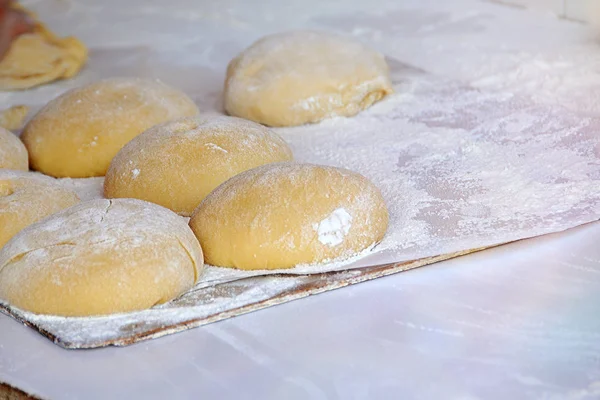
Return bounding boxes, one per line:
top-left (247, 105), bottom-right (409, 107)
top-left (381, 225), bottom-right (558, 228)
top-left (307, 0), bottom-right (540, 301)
top-left (21, 78), bottom-right (199, 178)
top-left (104, 115), bottom-right (294, 216)
top-left (224, 30), bottom-right (393, 127)
top-left (0, 170), bottom-right (79, 249)
top-left (0, 198), bottom-right (203, 316)
top-left (0, 127), bottom-right (28, 170)
top-left (189, 162), bottom-right (389, 270)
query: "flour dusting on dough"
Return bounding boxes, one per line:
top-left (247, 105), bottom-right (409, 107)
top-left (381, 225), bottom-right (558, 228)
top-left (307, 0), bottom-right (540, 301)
top-left (204, 143), bottom-right (228, 153)
top-left (313, 208), bottom-right (353, 247)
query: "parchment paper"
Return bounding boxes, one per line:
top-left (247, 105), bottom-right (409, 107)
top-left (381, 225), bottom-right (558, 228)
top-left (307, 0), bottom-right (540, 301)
top-left (1, 0), bottom-right (599, 348)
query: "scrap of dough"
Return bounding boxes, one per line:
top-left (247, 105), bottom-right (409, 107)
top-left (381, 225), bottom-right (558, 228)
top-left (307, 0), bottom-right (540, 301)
top-left (0, 5), bottom-right (87, 90)
top-left (0, 105), bottom-right (29, 130)
top-left (0, 126), bottom-right (28, 170)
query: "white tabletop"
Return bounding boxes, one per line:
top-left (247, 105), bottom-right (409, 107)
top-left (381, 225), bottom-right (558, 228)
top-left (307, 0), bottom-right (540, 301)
top-left (2, 222), bottom-right (600, 399)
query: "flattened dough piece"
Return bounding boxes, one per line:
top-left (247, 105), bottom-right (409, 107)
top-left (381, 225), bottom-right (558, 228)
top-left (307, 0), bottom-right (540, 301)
top-left (189, 162), bottom-right (389, 270)
top-left (0, 198), bottom-right (203, 316)
top-left (0, 126), bottom-right (28, 170)
top-left (21, 78), bottom-right (200, 178)
top-left (105, 115), bottom-right (294, 216)
top-left (0, 170), bottom-right (79, 249)
top-left (0, 5), bottom-right (87, 90)
top-left (224, 30), bottom-right (394, 127)
top-left (0, 105), bottom-right (29, 131)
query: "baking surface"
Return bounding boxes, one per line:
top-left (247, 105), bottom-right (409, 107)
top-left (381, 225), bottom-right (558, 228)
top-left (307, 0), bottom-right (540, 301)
top-left (2, 220), bottom-right (600, 399)
top-left (2, 0), bottom-right (600, 347)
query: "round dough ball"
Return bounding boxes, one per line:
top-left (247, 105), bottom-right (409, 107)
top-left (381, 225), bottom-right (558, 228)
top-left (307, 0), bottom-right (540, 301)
top-left (0, 170), bottom-right (79, 249)
top-left (104, 115), bottom-right (294, 216)
top-left (0, 198), bottom-right (203, 316)
top-left (21, 78), bottom-right (200, 178)
top-left (189, 162), bottom-right (389, 270)
top-left (0, 127), bottom-right (28, 170)
top-left (224, 30), bottom-right (393, 127)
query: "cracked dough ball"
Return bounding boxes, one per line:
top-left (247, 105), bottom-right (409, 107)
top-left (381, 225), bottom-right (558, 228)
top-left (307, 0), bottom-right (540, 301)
top-left (104, 115), bottom-right (294, 216)
top-left (0, 127), bottom-right (28, 170)
top-left (224, 30), bottom-right (393, 127)
top-left (0, 170), bottom-right (79, 249)
top-left (189, 163), bottom-right (388, 270)
top-left (0, 198), bottom-right (203, 316)
top-left (21, 78), bottom-right (199, 178)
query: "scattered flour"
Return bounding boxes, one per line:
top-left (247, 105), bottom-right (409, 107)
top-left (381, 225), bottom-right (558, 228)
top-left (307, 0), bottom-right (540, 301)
top-left (204, 143), bottom-right (228, 153)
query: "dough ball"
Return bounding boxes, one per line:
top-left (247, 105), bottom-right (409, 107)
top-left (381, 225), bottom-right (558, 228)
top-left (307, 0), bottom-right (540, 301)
top-left (0, 170), bottom-right (79, 249)
top-left (189, 162), bottom-right (389, 270)
top-left (0, 198), bottom-right (203, 316)
top-left (21, 78), bottom-right (199, 178)
top-left (224, 30), bottom-right (393, 127)
top-left (104, 115), bottom-right (294, 216)
top-left (0, 4), bottom-right (87, 90)
top-left (0, 127), bottom-right (28, 170)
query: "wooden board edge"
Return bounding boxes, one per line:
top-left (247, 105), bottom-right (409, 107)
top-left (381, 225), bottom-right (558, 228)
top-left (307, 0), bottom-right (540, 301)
top-left (0, 381), bottom-right (44, 400)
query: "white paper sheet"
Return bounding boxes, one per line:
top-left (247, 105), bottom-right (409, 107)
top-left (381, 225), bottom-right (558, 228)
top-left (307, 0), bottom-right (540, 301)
top-left (1, 0), bottom-right (599, 347)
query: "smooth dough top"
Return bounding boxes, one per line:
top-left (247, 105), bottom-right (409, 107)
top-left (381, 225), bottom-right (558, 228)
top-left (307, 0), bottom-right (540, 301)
top-left (0, 126), bottom-right (28, 170)
top-left (224, 30), bottom-right (394, 127)
top-left (0, 198), bottom-right (203, 316)
top-left (190, 162), bottom-right (389, 270)
top-left (104, 114), bottom-right (294, 215)
top-left (21, 78), bottom-right (199, 178)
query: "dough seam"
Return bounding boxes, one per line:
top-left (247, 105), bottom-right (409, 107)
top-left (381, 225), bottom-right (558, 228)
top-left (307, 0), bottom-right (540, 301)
top-left (0, 241), bottom-right (77, 274)
top-left (176, 237), bottom-right (200, 283)
top-left (99, 199), bottom-right (113, 224)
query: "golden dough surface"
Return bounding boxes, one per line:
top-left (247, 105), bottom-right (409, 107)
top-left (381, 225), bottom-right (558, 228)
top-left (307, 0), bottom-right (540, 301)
top-left (104, 115), bottom-right (293, 216)
top-left (0, 198), bottom-right (203, 317)
top-left (0, 5), bottom-right (87, 90)
top-left (224, 30), bottom-right (393, 127)
top-left (189, 162), bottom-right (389, 270)
top-left (0, 127), bottom-right (28, 170)
top-left (0, 170), bottom-right (79, 249)
top-left (21, 78), bottom-right (199, 178)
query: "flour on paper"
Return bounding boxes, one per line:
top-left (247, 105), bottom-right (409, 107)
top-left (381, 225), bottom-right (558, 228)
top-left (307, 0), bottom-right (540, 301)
top-left (2, 0), bottom-right (600, 347)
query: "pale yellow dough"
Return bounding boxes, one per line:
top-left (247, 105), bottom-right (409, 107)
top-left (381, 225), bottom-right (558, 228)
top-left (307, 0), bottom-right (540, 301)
top-left (104, 115), bottom-right (294, 216)
top-left (0, 198), bottom-right (203, 316)
top-left (0, 105), bottom-right (29, 131)
top-left (0, 170), bottom-right (79, 249)
top-left (0, 5), bottom-right (87, 90)
top-left (224, 30), bottom-right (394, 127)
top-left (21, 78), bottom-right (200, 178)
top-left (189, 162), bottom-right (389, 270)
top-left (0, 127), bottom-right (28, 170)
